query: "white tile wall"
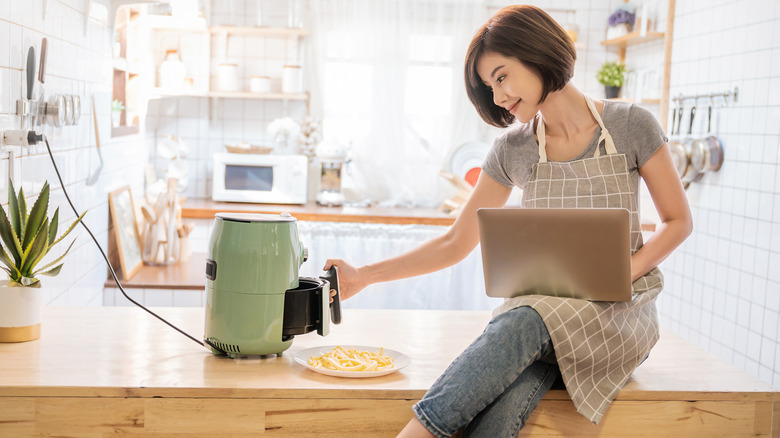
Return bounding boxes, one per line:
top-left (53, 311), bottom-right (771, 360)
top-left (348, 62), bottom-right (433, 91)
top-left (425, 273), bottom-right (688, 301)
top-left (654, 0), bottom-right (780, 388)
top-left (103, 287), bottom-right (204, 307)
top-left (0, 0), bottom-right (148, 307)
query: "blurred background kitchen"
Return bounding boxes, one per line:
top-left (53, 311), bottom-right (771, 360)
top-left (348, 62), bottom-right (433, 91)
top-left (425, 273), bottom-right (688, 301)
top-left (0, 0), bottom-right (778, 389)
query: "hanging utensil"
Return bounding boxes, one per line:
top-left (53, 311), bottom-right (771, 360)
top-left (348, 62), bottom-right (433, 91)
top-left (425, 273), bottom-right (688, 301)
top-left (25, 47), bottom-right (35, 100)
top-left (21, 46), bottom-right (36, 129)
top-left (37, 38), bottom-right (49, 128)
top-left (86, 96), bottom-right (104, 186)
top-left (668, 102), bottom-right (688, 178)
top-left (140, 205), bottom-right (159, 263)
top-left (690, 102), bottom-right (724, 174)
top-left (680, 105), bottom-right (698, 187)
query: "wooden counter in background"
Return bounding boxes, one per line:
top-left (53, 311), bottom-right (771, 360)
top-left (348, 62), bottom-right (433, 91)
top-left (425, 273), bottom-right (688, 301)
top-left (0, 307), bottom-right (777, 437)
top-left (181, 199), bottom-right (657, 231)
top-left (104, 253), bottom-right (207, 290)
top-left (181, 199), bottom-right (457, 226)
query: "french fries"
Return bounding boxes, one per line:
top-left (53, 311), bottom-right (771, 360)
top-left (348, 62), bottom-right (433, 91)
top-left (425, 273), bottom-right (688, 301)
top-left (308, 346), bottom-right (395, 372)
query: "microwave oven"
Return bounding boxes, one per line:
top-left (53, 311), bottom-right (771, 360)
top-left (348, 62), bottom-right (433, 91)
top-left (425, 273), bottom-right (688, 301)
top-left (212, 153), bottom-right (308, 204)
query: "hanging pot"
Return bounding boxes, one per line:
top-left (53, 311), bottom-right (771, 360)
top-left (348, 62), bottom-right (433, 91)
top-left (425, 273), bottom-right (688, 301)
top-left (0, 280), bottom-right (44, 343)
top-left (667, 104), bottom-right (688, 179)
top-left (690, 104), bottom-right (724, 174)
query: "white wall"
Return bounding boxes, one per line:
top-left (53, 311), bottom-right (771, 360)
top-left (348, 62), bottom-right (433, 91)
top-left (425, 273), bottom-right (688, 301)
top-left (655, 0), bottom-right (780, 388)
top-left (0, 0), bottom-right (148, 306)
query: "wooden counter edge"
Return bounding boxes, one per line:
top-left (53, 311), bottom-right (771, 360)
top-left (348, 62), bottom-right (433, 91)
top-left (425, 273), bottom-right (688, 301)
top-left (182, 203), bottom-right (657, 231)
top-left (181, 205), bottom-right (456, 226)
top-left (2, 386), bottom-right (778, 403)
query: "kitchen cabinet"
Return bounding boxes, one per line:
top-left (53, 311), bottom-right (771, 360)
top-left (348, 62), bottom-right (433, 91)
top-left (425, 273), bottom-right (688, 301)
top-left (600, 0), bottom-right (676, 131)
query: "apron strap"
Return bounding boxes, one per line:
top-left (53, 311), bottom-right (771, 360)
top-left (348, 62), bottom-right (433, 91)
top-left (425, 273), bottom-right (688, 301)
top-left (584, 96), bottom-right (617, 157)
top-left (536, 113), bottom-right (548, 163)
top-left (536, 96), bottom-right (616, 163)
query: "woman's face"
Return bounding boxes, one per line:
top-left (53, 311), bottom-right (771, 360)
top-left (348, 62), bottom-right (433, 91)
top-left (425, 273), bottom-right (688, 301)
top-left (476, 51), bottom-right (544, 124)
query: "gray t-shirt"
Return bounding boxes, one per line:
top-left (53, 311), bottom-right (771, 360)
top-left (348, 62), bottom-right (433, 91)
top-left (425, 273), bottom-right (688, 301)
top-left (482, 100), bottom-right (668, 193)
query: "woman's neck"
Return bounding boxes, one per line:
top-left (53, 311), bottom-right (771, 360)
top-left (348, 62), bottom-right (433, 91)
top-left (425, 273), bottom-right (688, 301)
top-left (537, 84), bottom-right (597, 140)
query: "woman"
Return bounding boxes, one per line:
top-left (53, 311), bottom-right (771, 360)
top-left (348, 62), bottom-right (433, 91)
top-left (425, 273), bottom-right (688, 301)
top-left (325, 5), bottom-right (692, 437)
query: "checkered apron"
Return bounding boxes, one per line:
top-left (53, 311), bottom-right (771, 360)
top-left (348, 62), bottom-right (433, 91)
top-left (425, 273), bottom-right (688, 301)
top-left (493, 96), bottom-right (664, 424)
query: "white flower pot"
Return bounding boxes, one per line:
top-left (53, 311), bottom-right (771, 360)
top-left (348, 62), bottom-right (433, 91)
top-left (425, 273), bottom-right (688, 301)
top-left (606, 23), bottom-right (629, 40)
top-left (0, 280), bottom-right (43, 343)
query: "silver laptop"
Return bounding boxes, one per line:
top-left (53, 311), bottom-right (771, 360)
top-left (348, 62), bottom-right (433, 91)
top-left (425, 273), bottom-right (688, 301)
top-left (477, 208), bottom-right (632, 302)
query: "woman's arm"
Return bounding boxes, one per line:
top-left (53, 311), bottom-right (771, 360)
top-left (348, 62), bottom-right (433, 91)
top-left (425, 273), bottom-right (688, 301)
top-left (631, 143), bottom-right (693, 281)
top-left (324, 172), bottom-right (513, 299)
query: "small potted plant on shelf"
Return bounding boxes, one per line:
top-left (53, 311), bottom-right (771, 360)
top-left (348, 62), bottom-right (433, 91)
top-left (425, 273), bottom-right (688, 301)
top-left (111, 99), bottom-right (125, 128)
top-left (0, 181), bottom-right (85, 343)
top-left (606, 5), bottom-right (635, 40)
top-left (596, 61), bottom-right (627, 99)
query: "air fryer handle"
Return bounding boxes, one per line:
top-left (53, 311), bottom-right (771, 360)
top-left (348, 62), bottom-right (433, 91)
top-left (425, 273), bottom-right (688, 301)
top-left (322, 266), bottom-right (342, 324)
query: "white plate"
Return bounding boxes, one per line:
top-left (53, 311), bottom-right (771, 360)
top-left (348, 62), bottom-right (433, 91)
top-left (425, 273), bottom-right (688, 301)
top-left (294, 345), bottom-right (410, 378)
top-left (444, 141), bottom-right (491, 178)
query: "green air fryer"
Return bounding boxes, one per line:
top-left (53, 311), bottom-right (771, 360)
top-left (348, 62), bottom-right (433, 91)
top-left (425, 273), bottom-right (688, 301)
top-left (204, 212), bottom-right (341, 357)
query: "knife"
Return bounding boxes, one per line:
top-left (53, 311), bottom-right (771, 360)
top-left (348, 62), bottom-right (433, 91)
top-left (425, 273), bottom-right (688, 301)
top-left (31, 38), bottom-right (48, 128)
top-left (38, 38), bottom-right (47, 84)
top-left (25, 46), bottom-right (35, 100)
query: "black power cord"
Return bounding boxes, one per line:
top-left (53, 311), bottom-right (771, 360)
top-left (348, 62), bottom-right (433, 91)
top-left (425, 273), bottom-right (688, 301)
top-left (42, 137), bottom-right (227, 356)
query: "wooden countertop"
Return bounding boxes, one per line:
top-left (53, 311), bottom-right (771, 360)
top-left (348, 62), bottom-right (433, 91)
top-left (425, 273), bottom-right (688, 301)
top-left (0, 307), bottom-right (776, 401)
top-left (0, 307), bottom-right (489, 399)
top-left (1, 307), bottom-right (778, 437)
top-left (181, 199), bottom-right (457, 226)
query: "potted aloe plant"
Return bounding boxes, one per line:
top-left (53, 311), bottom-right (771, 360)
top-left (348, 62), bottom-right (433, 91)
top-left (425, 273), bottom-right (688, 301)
top-left (0, 180), bottom-right (85, 342)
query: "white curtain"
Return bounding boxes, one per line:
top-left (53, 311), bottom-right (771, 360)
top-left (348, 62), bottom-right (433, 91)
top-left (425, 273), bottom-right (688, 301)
top-left (297, 221), bottom-right (504, 310)
top-left (305, 0), bottom-right (490, 207)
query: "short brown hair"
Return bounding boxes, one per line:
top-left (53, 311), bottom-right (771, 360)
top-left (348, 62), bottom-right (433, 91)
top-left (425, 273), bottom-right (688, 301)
top-left (464, 5), bottom-right (577, 127)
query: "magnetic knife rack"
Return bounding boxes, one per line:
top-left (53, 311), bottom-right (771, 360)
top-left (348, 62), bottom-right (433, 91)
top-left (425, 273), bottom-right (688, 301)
top-left (16, 38), bottom-right (82, 131)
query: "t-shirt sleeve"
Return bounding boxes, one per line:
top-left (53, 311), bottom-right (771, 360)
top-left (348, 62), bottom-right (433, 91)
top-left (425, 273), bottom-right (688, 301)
top-left (627, 104), bottom-right (668, 169)
top-left (481, 135), bottom-right (515, 188)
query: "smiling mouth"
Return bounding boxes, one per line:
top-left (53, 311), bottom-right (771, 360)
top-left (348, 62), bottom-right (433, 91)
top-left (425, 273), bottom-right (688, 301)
top-left (506, 100), bottom-right (521, 114)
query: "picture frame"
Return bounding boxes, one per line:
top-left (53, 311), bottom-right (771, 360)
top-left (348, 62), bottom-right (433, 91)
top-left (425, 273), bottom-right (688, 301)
top-left (108, 186), bottom-right (143, 280)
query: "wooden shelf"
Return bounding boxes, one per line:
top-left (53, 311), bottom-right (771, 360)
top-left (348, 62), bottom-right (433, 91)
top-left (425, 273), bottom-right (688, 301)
top-left (111, 125), bottom-right (140, 137)
top-left (210, 25), bottom-right (309, 37)
top-left (608, 98), bottom-right (661, 104)
top-left (600, 31), bottom-right (665, 48)
top-left (135, 14), bottom-right (209, 32)
top-left (134, 15), bottom-right (309, 38)
top-left (208, 90), bottom-right (309, 100)
top-left (146, 88), bottom-right (309, 101)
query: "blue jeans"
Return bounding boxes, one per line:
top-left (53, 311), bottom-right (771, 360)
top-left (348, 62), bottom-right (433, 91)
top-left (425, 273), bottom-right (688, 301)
top-left (412, 306), bottom-right (560, 438)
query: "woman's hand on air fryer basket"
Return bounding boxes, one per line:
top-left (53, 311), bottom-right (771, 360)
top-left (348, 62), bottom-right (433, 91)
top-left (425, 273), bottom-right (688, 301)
top-left (323, 259), bottom-right (366, 301)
